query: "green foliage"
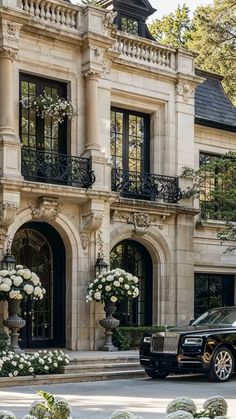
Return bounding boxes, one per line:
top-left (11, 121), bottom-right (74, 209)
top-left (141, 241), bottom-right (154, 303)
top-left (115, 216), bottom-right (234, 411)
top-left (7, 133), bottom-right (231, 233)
top-left (149, 0), bottom-right (236, 104)
top-left (182, 152), bottom-right (236, 249)
top-left (0, 329), bottom-right (8, 351)
top-left (149, 4), bottom-right (192, 48)
top-left (29, 391), bottom-right (71, 419)
top-left (113, 326), bottom-right (166, 350)
top-left (80, 0), bottom-right (104, 6)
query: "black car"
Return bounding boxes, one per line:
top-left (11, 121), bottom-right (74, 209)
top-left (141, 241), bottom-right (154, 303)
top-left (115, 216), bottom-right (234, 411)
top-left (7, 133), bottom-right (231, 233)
top-left (140, 306), bottom-right (236, 382)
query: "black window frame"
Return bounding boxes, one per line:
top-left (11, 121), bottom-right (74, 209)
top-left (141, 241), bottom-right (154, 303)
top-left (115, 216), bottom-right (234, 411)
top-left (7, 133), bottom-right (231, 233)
top-left (19, 73), bottom-right (68, 155)
top-left (119, 14), bottom-right (140, 36)
top-left (194, 273), bottom-right (235, 319)
top-left (111, 107), bottom-right (150, 174)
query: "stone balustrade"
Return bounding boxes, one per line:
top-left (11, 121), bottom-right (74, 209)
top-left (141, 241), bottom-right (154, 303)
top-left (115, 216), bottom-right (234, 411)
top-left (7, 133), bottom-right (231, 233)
top-left (20, 0), bottom-right (82, 31)
top-left (112, 31), bottom-right (176, 71)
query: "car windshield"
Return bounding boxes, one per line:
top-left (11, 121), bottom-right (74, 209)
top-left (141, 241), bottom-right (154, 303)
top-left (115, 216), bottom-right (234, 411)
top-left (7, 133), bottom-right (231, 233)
top-left (192, 308), bottom-right (236, 326)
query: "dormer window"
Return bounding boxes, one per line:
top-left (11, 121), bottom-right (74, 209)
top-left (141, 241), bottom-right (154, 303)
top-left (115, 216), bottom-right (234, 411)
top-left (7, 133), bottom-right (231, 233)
top-left (120, 16), bottom-right (139, 35)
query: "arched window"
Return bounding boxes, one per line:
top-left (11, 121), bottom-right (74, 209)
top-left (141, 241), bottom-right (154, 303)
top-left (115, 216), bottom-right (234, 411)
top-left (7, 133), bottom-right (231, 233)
top-left (110, 240), bottom-right (152, 326)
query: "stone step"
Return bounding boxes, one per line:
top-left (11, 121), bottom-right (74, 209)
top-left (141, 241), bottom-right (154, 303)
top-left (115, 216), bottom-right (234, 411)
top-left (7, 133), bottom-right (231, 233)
top-left (69, 356), bottom-right (140, 366)
top-left (0, 369), bottom-right (146, 388)
top-left (64, 361), bottom-right (142, 373)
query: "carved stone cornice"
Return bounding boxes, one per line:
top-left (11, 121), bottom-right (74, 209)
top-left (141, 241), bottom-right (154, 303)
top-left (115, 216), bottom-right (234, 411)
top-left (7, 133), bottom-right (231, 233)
top-left (82, 211), bottom-right (104, 232)
top-left (0, 202), bottom-right (19, 227)
top-left (111, 210), bottom-right (165, 235)
top-left (28, 197), bottom-right (62, 221)
top-left (176, 81), bottom-right (196, 102)
top-left (0, 20), bottom-right (22, 60)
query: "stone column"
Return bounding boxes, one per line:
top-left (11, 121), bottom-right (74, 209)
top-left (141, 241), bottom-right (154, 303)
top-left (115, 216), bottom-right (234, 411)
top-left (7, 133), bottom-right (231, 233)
top-left (0, 51), bottom-right (15, 135)
top-left (84, 70), bottom-right (101, 151)
top-left (0, 19), bottom-right (23, 180)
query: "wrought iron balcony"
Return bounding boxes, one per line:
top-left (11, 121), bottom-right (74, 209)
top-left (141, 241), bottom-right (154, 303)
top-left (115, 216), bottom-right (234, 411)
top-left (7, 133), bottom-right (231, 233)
top-left (112, 168), bottom-right (182, 203)
top-left (21, 146), bottom-right (95, 188)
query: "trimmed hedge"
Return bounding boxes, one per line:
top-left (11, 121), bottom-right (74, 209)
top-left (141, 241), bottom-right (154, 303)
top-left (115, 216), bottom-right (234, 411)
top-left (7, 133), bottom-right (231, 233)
top-left (0, 329), bottom-right (9, 351)
top-left (112, 326), bottom-right (166, 350)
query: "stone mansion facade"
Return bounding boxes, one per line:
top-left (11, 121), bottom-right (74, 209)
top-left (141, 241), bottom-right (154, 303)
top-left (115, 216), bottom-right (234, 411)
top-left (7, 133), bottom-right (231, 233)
top-left (0, 0), bottom-right (235, 350)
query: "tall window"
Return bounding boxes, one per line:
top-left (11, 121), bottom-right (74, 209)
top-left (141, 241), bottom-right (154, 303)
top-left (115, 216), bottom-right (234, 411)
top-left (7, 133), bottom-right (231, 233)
top-left (110, 240), bottom-right (152, 326)
top-left (200, 152), bottom-right (222, 220)
top-left (111, 108), bottom-right (150, 173)
top-left (20, 74), bottom-right (67, 154)
top-left (194, 273), bottom-right (234, 319)
top-left (120, 16), bottom-right (139, 35)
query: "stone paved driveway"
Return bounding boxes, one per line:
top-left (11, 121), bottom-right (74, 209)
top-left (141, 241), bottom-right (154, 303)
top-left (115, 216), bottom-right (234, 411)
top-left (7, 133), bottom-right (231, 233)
top-left (0, 374), bottom-right (236, 418)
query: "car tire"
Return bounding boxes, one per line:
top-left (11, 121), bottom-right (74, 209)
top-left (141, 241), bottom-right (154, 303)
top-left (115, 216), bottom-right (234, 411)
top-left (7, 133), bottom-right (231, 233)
top-left (145, 369), bottom-right (169, 379)
top-left (207, 346), bottom-right (234, 382)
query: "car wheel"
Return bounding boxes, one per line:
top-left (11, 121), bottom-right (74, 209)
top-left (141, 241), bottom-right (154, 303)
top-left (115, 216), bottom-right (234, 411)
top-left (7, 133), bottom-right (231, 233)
top-left (145, 369), bottom-right (169, 379)
top-left (208, 346), bottom-right (234, 382)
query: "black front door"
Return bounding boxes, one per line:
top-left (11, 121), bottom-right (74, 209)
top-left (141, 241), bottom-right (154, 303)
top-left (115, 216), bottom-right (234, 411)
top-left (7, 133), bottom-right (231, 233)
top-left (12, 222), bottom-right (65, 348)
top-left (110, 240), bottom-right (152, 326)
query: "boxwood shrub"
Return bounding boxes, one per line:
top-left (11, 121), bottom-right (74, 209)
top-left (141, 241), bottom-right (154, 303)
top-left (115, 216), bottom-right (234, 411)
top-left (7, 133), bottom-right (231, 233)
top-left (0, 329), bottom-right (9, 351)
top-left (112, 326), bottom-right (166, 350)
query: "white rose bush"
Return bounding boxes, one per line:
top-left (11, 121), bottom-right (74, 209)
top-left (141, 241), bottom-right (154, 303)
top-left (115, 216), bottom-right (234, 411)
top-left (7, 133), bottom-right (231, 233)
top-left (0, 265), bottom-right (46, 301)
top-left (86, 268), bottom-right (139, 304)
top-left (0, 349), bottom-right (69, 378)
top-left (166, 396), bottom-right (228, 419)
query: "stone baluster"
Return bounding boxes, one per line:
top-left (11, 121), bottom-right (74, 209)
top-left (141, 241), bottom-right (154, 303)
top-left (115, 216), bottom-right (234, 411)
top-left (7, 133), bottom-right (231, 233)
top-left (66, 10), bottom-right (72, 28)
top-left (29, 0), bottom-right (35, 14)
top-left (35, 0), bottom-right (40, 19)
top-left (45, 3), bottom-right (51, 22)
top-left (24, 0), bottom-right (29, 12)
top-left (61, 8), bottom-right (66, 26)
top-left (56, 6), bottom-right (61, 25)
top-left (51, 4), bottom-right (56, 23)
top-left (40, 1), bottom-right (46, 20)
top-left (71, 10), bottom-right (76, 29)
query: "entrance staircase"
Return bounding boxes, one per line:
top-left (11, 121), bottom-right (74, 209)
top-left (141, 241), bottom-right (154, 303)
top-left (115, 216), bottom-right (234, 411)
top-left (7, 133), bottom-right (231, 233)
top-left (63, 350), bottom-right (145, 382)
top-left (0, 351), bottom-right (146, 388)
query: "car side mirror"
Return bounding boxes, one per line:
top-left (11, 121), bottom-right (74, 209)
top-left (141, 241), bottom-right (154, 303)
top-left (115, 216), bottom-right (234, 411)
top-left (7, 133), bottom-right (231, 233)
top-left (189, 319), bottom-right (195, 325)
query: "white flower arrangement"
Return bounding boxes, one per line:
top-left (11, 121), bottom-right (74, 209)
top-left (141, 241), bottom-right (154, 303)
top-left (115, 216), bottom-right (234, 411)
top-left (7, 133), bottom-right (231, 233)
top-left (166, 398), bottom-right (197, 415)
top-left (166, 396), bottom-right (228, 419)
top-left (21, 91), bottom-right (76, 124)
top-left (0, 349), bottom-right (69, 377)
top-left (203, 396), bottom-right (228, 417)
top-left (0, 265), bottom-right (46, 301)
top-left (109, 411), bottom-right (143, 419)
top-left (166, 411), bottom-right (194, 419)
top-left (86, 268), bottom-right (139, 304)
top-left (0, 412), bottom-right (16, 419)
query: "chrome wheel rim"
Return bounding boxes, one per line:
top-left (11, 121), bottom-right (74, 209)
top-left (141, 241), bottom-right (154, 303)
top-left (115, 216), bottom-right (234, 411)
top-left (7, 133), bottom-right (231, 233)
top-left (214, 350), bottom-right (233, 381)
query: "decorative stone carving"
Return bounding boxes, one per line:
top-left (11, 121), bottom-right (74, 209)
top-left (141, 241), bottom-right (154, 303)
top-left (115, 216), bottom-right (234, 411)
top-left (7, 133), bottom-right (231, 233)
top-left (0, 202), bottom-right (19, 227)
top-left (176, 82), bottom-right (195, 102)
top-left (111, 210), bottom-right (165, 234)
top-left (83, 69), bottom-right (101, 80)
top-left (96, 229), bottom-right (104, 258)
top-left (82, 211), bottom-right (104, 232)
top-left (28, 197), bottom-right (62, 221)
top-left (0, 19), bottom-right (22, 60)
top-left (103, 11), bottom-right (117, 29)
top-left (80, 232), bottom-right (89, 251)
top-left (102, 58), bottom-right (112, 77)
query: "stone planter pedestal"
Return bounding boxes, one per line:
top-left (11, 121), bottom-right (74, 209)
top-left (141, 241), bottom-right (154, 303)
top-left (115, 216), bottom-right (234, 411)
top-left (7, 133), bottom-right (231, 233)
top-left (4, 299), bottom-right (25, 353)
top-left (99, 300), bottom-right (120, 352)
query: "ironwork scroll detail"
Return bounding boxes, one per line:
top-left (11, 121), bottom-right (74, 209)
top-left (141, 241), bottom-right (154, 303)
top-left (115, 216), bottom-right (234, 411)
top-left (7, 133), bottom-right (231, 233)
top-left (111, 168), bottom-right (182, 203)
top-left (21, 146), bottom-right (95, 188)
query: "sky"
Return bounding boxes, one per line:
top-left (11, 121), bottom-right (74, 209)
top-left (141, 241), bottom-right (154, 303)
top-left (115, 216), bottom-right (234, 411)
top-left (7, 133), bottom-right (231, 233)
top-left (72, 0), bottom-right (212, 20)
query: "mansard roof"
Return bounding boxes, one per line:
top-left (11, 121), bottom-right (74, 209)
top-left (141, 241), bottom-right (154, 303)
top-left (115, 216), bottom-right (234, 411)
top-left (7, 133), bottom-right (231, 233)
top-left (100, 0), bottom-right (156, 20)
top-left (195, 69), bottom-right (236, 133)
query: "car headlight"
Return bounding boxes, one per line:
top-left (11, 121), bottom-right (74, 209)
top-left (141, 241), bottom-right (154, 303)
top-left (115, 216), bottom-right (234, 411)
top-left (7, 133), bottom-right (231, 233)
top-left (143, 336), bottom-right (151, 343)
top-left (184, 337), bottom-right (203, 345)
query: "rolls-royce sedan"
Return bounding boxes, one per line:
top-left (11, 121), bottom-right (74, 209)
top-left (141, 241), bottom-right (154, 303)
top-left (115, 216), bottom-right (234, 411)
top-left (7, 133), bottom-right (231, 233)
top-left (140, 307), bottom-right (236, 382)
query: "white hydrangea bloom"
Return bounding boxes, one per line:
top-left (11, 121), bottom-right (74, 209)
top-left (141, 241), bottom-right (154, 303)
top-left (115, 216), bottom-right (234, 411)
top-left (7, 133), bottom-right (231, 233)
top-left (166, 398), bottom-right (197, 415)
top-left (23, 284), bottom-right (34, 295)
top-left (0, 411), bottom-right (17, 419)
top-left (0, 283), bottom-right (10, 292)
top-left (166, 411), bottom-right (194, 419)
top-left (111, 296), bottom-right (117, 303)
top-left (12, 276), bottom-right (23, 287)
top-left (203, 396), bottom-right (228, 416)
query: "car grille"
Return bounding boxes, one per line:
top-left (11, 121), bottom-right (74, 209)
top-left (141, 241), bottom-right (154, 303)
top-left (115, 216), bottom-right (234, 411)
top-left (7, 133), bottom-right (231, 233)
top-left (151, 334), bottom-right (179, 354)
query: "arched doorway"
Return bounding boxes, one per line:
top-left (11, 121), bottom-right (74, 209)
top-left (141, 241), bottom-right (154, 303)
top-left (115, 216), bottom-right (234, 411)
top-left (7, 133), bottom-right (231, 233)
top-left (12, 222), bottom-right (66, 349)
top-left (110, 239), bottom-right (152, 326)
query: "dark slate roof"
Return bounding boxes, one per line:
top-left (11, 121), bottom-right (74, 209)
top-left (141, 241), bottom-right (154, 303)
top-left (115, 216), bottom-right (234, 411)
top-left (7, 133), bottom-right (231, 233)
top-left (195, 69), bottom-right (236, 132)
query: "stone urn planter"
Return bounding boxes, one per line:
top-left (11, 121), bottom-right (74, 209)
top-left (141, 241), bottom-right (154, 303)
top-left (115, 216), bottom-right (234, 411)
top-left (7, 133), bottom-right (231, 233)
top-left (4, 299), bottom-right (25, 353)
top-left (99, 300), bottom-right (120, 352)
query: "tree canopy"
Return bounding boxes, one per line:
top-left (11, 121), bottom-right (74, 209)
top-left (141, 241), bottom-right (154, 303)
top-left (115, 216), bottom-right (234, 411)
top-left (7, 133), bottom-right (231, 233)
top-left (149, 0), bottom-right (236, 105)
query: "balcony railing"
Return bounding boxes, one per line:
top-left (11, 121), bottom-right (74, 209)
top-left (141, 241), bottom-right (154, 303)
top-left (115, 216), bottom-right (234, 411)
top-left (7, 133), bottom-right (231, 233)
top-left (21, 146), bottom-right (95, 188)
top-left (112, 168), bottom-right (182, 203)
top-left (112, 31), bottom-right (176, 72)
